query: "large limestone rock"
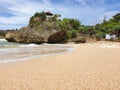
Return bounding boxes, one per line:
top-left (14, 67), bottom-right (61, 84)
top-left (5, 12), bottom-right (67, 44)
top-left (0, 30), bottom-right (10, 39)
top-left (68, 36), bottom-right (86, 43)
top-left (5, 27), bottom-right (66, 44)
top-left (48, 30), bottom-right (66, 43)
top-left (5, 32), bottom-right (15, 42)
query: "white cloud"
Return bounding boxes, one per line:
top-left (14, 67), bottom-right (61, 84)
top-left (0, 24), bottom-right (24, 30)
top-left (97, 10), bottom-right (120, 24)
top-left (0, 16), bottom-right (29, 24)
top-left (104, 11), bottom-right (120, 20)
top-left (0, 0), bottom-right (120, 29)
top-left (0, 0), bottom-right (54, 29)
top-left (74, 0), bottom-right (87, 5)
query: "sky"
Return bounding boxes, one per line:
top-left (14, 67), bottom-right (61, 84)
top-left (0, 0), bottom-right (120, 30)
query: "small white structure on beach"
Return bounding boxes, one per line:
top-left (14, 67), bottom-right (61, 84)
top-left (105, 34), bottom-right (116, 40)
top-left (111, 35), bottom-right (116, 39)
top-left (105, 34), bottom-right (111, 40)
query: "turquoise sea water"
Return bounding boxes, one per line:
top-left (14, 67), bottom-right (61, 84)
top-left (0, 39), bottom-right (73, 62)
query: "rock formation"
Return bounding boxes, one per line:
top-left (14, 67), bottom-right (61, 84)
top-left (5, 12), bottom-right (67, 44)
top-left (5, 11), bottom-right (86, 44)
top-left (5, 27), bottom-right (66, 44)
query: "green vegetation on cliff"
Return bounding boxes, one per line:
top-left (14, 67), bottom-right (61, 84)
top-left (29, 11), bottom-right (82, 41)
top-left (5, 11), bottom-right (120, 44)
top-left (77, 13), bottom-right (120, 40)
top-left (94, 13), bottom-right (120, 39)
top-left (28, 11), bottom-right (120, 41)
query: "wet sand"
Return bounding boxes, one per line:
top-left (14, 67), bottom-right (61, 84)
top-left (0, 44), bottom-right (71, 62)
top-left (0, 42), bottom-right (120, 90)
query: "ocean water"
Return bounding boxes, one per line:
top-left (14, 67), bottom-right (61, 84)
top-left (0, 39), bottom-right (73, 63)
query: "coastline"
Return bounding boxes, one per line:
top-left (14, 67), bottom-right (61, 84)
top-left (0, 42), bottom-right (120, 89)
top-left (0, 39), bottom-right (74, 63)
top-left (0, 44), bottom-right (74, 63)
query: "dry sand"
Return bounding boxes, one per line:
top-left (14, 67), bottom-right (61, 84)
top-left (0, 41), bottom-right (120, 90)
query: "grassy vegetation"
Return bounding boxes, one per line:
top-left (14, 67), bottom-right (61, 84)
top-left (94, 13), bottom-right (120, 40)
top-left (28, 11), bottom-right (120, 41)
top-left (29, 12), bottom-right (82, 40)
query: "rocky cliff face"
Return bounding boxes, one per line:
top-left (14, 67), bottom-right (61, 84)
top-left (5, 11), bottom-right (86, 44)
top-left (5, 12), bottom-right (67, 44)
top-left (0, 30), bottom-right (9, 39)
top-left (5, 27), bottom-right (66, 44)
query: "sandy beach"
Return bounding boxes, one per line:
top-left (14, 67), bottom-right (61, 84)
top-left (0, 41), bottom-right (120, 90)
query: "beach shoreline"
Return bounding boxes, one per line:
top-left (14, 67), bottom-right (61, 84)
top-left (0, 41), bottom-right (120, 90)
top-left (0, 39), bottom-right (74, 63)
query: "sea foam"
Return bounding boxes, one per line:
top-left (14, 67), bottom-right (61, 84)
top-left (0, 42), bottom-right (74, 63)
top-left (0, 39), bottom-right (7, 42)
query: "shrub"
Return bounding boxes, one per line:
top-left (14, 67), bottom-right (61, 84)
top-left (69, 19), bottom-right (81, 30)
top-left (74, 36), bottom-right (86, 43)
top-left (52, 14), bottom-right (61, 22)
top-left (58, 18), bottom-right (81, 30)
top-left (95, 32), bottom-right (106, 40)
top-left (44, 22), bottom-right (53, 30)
top-left (38, 25), bottom-right (42, 31)
top-left (34, 12), bottom-right (46, 22)
top-left (40, 12), bottom-right (46, 21)
top-left (68, 36), bottom-right (86, 43)
top-left (65, 30), bottom-right (78, 40)
top-left (71, 30), bottom-right (78, 38)
top-left (66, 31), bottom-right (72, 39)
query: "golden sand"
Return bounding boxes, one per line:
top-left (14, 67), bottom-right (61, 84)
top-left (0, 42), bottom-right (120, 90)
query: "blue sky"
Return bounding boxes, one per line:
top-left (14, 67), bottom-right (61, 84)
top-left (0, 0), bottom-right (120, 30)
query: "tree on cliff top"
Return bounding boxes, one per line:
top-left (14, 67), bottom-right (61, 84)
top-left (29, 11), bottom-right (81, 31)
